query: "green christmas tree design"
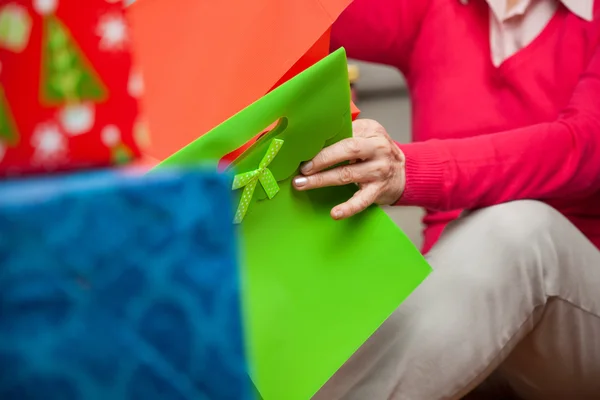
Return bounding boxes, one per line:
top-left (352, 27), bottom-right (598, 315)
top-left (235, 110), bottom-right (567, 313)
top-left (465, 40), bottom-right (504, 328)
top-left (0, 86), bottom-right (19, 145)
top-left (40, 15), bottom-right (107, 105)
top-left (112, 143), bottom-right (134, 164)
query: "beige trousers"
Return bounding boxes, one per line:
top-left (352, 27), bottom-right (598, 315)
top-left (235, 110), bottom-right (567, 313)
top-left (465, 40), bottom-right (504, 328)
top-left (315, 201), bottom-right (600, 400)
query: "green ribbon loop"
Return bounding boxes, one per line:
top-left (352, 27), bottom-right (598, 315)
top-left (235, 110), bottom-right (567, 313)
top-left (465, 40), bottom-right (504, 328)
top-left (232, 138), bottom-right (284, 224)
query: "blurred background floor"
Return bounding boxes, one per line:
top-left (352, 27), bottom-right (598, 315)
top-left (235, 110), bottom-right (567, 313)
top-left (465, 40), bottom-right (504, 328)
top-left (350, 61), bottom-right (424, 249)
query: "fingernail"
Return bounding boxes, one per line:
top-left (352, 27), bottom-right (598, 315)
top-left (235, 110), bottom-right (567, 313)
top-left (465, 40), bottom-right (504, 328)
top-left (294, 176), bottom-right (308, 187)
top-left (332, 209), bottom-right (343, 219)
top-left (301, 161), bottom-right (313, 174)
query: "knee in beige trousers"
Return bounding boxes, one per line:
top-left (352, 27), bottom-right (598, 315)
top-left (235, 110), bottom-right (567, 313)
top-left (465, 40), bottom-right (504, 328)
top-left (315, 201), bottom-right (600, 400)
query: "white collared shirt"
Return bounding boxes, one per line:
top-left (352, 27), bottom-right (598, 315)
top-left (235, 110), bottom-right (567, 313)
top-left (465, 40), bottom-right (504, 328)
top-left (485, 0), bottom-right (593, 66)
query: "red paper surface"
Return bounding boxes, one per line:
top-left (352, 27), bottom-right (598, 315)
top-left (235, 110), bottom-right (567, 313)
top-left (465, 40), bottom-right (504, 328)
top-left (0, 0), bottom-right (142, 176)
top-left (128, 0), bottom-right (355, 161)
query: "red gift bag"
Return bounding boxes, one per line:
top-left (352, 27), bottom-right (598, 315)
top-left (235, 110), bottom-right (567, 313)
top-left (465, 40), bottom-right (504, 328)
top-left (0, 0), bottom-right (144, 176)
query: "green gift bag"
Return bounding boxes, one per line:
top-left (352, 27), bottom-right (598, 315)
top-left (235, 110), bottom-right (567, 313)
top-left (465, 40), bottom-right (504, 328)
top-left (156, 48), bottom-right (432, 400)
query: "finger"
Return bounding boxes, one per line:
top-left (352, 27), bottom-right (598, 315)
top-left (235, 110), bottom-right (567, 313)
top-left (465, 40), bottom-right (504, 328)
top-left (300, 137), bottom-right (375, 175)
top-left (293, 162), bottom-right (380, 190)
top-left (331, 184), bottom-right (380, 220)
top-left (351, 119), bottom-right (373, 138)
top-left (352, 119), bottom-right (386, 138)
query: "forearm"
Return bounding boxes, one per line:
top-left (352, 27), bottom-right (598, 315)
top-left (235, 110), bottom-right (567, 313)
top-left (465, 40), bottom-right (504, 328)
top-left (397, 117), bottom-right (600, 210)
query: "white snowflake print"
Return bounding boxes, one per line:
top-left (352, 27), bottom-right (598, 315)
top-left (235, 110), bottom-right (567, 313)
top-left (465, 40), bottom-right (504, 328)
top-left (32, 0), bottom-right (58, 15)
top-left (127, 68), bottom-right (144, 98)
top-left (31, 122), bottom-right (67, 165)
top-left (101, 124), bottom-right (121, 147)
top-left (134, 118), bottom-right (150, 148)
top-left (58, 103), bottom-right (95, 136)
top-left (96, 13), bottom-right (128, 51)
top-left (0, 3), bottom-right (33, 53)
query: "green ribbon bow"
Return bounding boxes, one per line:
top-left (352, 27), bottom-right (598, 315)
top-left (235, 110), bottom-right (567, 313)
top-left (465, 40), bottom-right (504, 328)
top-left (232, 138), bottom-right (284, 224)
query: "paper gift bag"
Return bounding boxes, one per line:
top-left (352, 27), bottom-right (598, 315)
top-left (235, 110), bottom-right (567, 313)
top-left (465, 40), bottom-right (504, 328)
top-left (128, 0), bottom-right (356, 162)
top-left (156, 49), bottom-right (432, 400)
top-left (0, 0), bottom-right (143, 176)
top-left (0, 170), bottom-right (252, 400)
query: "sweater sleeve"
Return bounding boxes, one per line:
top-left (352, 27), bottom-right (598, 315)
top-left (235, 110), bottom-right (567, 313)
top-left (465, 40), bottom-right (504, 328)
top-left (397, 43), bottom-right (600, 211)
top-left (330, 0), bottom-right (432, 72)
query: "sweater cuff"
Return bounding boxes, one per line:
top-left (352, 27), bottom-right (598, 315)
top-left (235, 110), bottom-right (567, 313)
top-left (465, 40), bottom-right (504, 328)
top-left (395, 141), bottom-right (449, 209)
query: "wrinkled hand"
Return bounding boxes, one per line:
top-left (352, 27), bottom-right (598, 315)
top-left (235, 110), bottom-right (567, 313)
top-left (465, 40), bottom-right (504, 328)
top-left (293, 119), bottom-right (406, 220)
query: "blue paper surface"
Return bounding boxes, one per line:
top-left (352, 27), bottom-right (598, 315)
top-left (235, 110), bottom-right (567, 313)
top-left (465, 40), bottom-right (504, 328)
top-left (0, 169), bottom-right (251, 400)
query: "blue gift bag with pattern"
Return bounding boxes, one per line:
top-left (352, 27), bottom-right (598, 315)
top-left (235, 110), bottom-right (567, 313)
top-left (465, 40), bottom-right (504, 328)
top-left (0, 170), bottom-right (252, 400)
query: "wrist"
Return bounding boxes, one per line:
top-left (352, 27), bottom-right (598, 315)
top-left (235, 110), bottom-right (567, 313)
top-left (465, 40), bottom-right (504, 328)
top-left (394, 141), bottom-right (449, 210)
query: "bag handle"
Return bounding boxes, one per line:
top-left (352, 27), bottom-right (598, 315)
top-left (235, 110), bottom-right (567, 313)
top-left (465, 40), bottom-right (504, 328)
top-left (157, 101), bottom-right (293, 171)
top-left (156, 48), bottom-right (350, 173)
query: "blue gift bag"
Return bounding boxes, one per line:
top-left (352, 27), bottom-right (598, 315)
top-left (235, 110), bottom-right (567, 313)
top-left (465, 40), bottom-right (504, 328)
top-left (0, 170), bottom-right (252, 400)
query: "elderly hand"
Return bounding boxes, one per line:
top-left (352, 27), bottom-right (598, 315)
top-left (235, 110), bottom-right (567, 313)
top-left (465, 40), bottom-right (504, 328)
top-left (293, 119), bottom-right (406, 220)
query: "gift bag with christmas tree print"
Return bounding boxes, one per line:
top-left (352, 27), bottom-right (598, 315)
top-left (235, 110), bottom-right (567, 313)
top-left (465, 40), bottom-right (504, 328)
top-left (0, 0), bottom-right (144, 176)
top-left (157, 48), bottom-right (432, 400)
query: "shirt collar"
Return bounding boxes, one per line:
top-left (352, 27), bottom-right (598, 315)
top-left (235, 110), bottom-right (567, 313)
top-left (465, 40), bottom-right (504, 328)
top-left (485, 0), bottom-right (594, 22)
top-left (563, 0), bottom-right (594, 21)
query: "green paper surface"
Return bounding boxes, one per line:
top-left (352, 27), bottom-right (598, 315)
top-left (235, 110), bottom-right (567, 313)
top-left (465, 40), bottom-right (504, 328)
top-left (156, 49), bottom-right (432, 400)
